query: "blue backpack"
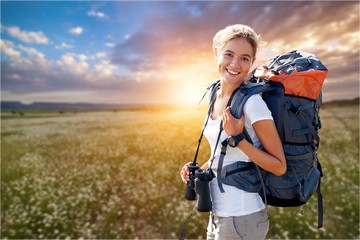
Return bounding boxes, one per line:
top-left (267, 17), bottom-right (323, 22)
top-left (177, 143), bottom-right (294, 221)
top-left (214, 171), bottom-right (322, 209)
top-left (206, 50), bottom-right (328, 228)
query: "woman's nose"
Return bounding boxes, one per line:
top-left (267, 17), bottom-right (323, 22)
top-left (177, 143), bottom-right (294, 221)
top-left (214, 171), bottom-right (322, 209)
top-left (231, 57), bottom-right (242, 68)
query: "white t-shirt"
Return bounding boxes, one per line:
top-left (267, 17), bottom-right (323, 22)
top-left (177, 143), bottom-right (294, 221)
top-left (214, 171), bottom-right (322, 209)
top-left (203, 93), bottom-right (273, 217)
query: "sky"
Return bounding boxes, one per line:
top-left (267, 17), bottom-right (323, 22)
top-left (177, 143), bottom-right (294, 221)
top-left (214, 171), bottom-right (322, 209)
top-left (1, 1), bottom-right (359, 104)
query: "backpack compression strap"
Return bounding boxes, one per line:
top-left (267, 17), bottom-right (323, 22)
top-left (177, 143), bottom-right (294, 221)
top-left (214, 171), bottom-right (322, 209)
top-left (317, 160), bottom-right (324, 228)
top-left (285, 101), bottom-right (320, 146)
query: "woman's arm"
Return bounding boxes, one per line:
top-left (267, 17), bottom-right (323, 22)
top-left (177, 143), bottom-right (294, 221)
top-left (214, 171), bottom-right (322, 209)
top-left (238, 119), bottom-right (286, 176)
top-left (223, 107), bottom-right (286, 176)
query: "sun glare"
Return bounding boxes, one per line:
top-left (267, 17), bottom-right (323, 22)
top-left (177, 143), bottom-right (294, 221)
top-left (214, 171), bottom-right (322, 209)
top-left (175, 83), bottom-right (205, 104)
top-left (165, 60), bottom-right (217, 104)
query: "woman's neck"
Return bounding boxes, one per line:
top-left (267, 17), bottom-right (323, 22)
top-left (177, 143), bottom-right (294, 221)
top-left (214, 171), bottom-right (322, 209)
top-left (219, 80), bottom-right (241, 99)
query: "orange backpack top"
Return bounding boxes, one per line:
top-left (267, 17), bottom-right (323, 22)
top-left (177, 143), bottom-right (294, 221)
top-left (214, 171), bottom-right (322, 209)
top-left (255, 50), bottom-right (328, 100)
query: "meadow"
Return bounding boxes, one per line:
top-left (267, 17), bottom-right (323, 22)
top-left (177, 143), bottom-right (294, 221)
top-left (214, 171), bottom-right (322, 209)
top-left (1, 103), bottom-right (359, 239)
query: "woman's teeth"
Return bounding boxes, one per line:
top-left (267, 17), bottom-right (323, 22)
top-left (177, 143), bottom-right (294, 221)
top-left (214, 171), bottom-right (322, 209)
top-left (227, 69), bottom-right (240, 75)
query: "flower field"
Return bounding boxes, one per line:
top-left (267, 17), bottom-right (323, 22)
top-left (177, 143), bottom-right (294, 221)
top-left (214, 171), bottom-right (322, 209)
top-left (1, 103), bottom-right (359, 239)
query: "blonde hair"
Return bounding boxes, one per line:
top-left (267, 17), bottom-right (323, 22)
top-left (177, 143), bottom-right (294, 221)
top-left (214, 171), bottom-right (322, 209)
top-left (212, 24), bottom-right (265, 58)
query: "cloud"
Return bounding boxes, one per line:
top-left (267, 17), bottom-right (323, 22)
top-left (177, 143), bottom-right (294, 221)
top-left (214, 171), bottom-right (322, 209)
top-left (57, 53), bottom-right (87, 73)
top-left (18, 45), bottom-right (48, 66)
top-left (68, 27), bottom-right (83, 35)
top-left (105, 42), bottom-right (115, 47)
top-left (92, 60), bottom-right (117, 79)
top-left (94, 52), bottom-right (107, 59)
top-left (1, 1), bottom-right (359, 103)
top-left (87, 10), bottom-right (108, 19)
top-left (55, 42), bottom-right (73, 49)
top-left (110, 1), bottom-right (359, 102)
top-left (3, 25), bottom-right (49, 44)
top-left (0, 39), bottom-right (49, 68)
top-left (1, 39), bottom-right (125, 99)
top-left (0, 39), bottom-right (22, 61)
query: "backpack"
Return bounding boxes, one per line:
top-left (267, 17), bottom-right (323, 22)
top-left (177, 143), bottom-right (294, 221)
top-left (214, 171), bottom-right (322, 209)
top-left (207, 50), bottom-right (327, 228)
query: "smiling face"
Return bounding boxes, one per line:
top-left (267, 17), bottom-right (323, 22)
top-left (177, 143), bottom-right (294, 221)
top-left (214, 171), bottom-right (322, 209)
top-left (215, 37), bottom-right (255, 85)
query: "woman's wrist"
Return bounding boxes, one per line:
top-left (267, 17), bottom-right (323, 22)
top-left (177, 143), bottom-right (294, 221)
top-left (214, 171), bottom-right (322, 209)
top-left (237, 138), bottom-right (248, 150)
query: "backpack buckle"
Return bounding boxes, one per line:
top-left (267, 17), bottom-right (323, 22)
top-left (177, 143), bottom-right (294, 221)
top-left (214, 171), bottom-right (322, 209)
top-left (285, 103), bottom-right (301, 115)
top-left (289, 106), bottom-right (300, 115)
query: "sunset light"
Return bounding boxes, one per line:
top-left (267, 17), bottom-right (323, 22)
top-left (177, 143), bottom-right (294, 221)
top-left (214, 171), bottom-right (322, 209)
top-left (1, 1), bottom-right (359, 104)
top-left (1, 2), bottom-right (359, 239)
top-left (164, 59), bottom-right (218, 104)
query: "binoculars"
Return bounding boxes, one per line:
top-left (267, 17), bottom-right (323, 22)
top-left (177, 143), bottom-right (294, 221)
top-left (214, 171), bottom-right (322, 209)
top-left (184, 163), bottom-right (214, 212)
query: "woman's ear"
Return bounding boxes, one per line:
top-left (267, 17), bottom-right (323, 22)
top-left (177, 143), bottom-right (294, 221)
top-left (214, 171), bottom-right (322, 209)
top-left (213, 48), bottom-right (218, 60)
top-left (252, 57), bottom-right (256, 64)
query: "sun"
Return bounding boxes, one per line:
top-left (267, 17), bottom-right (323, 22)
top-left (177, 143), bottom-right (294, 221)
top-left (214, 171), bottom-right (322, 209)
top-left (164, 59), bottom-right (218, 104)
top-left (175, 83), bottom-right (205, 104)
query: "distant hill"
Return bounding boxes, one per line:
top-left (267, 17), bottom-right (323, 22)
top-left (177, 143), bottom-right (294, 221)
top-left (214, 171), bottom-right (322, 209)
top-left (322, 97), bottom-right (359, 107)
top-left (1, 101), bottom-right (129, 111)
top-left (1, 97), bottom-right (358, 111)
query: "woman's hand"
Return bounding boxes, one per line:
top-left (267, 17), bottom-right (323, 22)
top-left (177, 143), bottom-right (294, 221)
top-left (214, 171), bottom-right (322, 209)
top-left (180, 162), bottom-right (192, 183)
top-left (222, 106), bottom-right (245, 136)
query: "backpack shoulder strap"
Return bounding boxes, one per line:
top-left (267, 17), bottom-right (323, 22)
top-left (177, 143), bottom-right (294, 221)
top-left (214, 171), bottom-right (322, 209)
top-left (198, 80), bottom-right (220, 105)
top-left (230, 84), bottom-right (274, 119)
top-left (216, 82), bottom-right (274, 193)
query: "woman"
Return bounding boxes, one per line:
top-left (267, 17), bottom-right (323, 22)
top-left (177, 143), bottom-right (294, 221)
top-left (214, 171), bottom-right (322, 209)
top-left (180, 24), bottom-right (286, 239)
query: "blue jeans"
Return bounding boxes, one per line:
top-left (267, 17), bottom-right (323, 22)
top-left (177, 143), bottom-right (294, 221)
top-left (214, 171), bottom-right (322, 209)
top-left (206, 209), bottom-right (269, 240)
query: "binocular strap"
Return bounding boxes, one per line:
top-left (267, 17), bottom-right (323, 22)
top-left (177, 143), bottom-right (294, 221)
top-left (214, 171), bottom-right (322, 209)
top-left (179, 204), bottom-right (197, 240)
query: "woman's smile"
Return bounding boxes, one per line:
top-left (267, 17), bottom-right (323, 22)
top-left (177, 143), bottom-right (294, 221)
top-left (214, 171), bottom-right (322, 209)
top-left (226, 68), bottom-right (241, 76)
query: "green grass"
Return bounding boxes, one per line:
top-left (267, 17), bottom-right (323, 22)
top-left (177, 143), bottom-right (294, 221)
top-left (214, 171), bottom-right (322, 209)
top-left (1, 104), bottom-right (359, 239)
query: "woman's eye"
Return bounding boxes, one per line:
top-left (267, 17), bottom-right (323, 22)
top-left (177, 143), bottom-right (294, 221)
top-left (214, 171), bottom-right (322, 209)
top-left (241, 57), bottom-right (250, 62)
top-left (224, 53), bottom-right (233, 57)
